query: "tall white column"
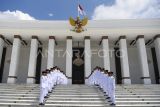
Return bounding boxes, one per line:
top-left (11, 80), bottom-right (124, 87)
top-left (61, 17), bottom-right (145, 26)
top-left (102, 36), bottom-right (110, 71)
top-left (7, 35), bottom-right (21, 83)
top-left (47, 36), bottom-right (55, 69)
top-left (119, 36), bottom-right (131, 84)
top-left (66, 36), bottom-right (72, 83)
top-left (0, 35), bottom-right (5, 69)
top-left (136, 35), bottom-right (151, 84)
top-left (154, 34), bottom-right (160, 82)
top-left (27, 36), bottom-right (39, 83)
top-left (84, 36), bottom-right (91, 83)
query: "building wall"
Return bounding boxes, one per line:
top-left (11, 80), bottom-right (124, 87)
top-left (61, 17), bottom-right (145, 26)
top-left (127, 47), bottom-right (156, 84)
top-left (91, 41), bottom-right (103, 71)
top-left (128, 47), bottom-right (142, 84)
top-left (40, 44), bottom-right (47, 73)
top-left (55, 41), bottom-right (66, 72)
top-left (17, 46), bottom-right (30, 83)
top-left (146, 48), bottom-right (156, 84)
top-left (2, 46), bottom-right (12, 83)
top-left (2, 45), bottom-right (30, 83)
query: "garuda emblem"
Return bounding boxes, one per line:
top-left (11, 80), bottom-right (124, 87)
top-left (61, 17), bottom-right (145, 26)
top-left (69, 17), bottom-right (88, 33)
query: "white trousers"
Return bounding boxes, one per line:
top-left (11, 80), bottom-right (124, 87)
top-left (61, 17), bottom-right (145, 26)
top-left (45, 86), bottom-right (48, 96)
top-left (109, 90), bottom-right (115, 103)
top-left (39, 87), bottom-right (46, 103)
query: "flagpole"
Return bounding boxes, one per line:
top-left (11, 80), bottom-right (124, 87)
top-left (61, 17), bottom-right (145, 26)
top-left (77, 0), bottom-right (79, 17)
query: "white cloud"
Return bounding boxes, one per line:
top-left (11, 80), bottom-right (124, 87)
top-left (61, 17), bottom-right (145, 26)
top-left (0, 10), bottom-right (36, 20)
top-left (92, 0), bottom-right (160, 20)
top-left (48, 13), bottom-right (53, 17)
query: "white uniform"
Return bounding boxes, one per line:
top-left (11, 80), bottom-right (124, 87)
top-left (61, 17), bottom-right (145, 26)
top-left (56, 70), bottom-right (62, 85)
top-left (48, 73), bottom-right (53, 92)
top-left (88, 71), bottom-right (94, 85)
top-left (44, 75), bottom-right (49, 96)
top-left (93, 70), bottom-right (99, 85)
top-left (99, 72), bottom-right (105, 89)
top-left (51, 70), bottom-right (57, 87)
top-left (59, 73), bottom-right (68, 85)
top-left (39, 75), bottom-right (47, 103)
top-left (108, 76), bottom-right (115, 104)
top-left (103, 74), bottom-right (109, 95)
top-left (96, 70), bottom-right (101, 86)
top-left (54, 69), bottom-right (58, 85)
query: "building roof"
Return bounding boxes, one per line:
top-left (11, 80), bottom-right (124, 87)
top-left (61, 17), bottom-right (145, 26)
top-left (0, 19), bottom-right (160, 41)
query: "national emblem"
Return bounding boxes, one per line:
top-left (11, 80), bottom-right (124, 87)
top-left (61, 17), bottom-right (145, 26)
top-left (69, 17), bottom-right (88, 33)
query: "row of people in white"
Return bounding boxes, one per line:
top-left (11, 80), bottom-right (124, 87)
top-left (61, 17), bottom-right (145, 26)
top-left (88, 67), bottom-right (116, 105)
top-left (39, 66), bottom-right (68, 105)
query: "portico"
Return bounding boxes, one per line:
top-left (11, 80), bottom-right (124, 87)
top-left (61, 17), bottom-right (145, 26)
top-left (0, 19), bottom-right (160, 84)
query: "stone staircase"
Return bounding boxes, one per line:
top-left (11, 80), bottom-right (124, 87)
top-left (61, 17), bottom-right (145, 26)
top-left (0, 84), bottom-right (160, 107)
top-left (115, 85), bottom-right (160, 106)
top-left (46, 85), bottom-right (108, 106)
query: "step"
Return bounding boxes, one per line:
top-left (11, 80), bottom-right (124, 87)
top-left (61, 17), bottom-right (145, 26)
top-left (46, 100), bottom-right (107, 103)
top-left (45, 103), bottom-right (109, 106)
top-left (116, 98), bottom-right (160, 101)
top-left (0, 99), bottom-right (38, 103)
top-left (116, 101), bottom-right (160, 104)
top-left (49, 96), bottom-right (106, 99)
top-left (0, 102), bottom-right (38, 106)
top-left (116, 104), bottom-right (160, 106)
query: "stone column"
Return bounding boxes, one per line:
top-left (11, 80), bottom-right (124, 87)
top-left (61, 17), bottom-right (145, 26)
top-left (102, 36), bottom-right (110, 71)
top-left (84, 36), bottom-right (91, 82)
top-left (119, 36), bottom-right (131, 84)
top-left (7, 35), bottom-right (21, 83)
top-left (47, 36), bottom-right (55, 69)
top-left (66, 36), bottom-right (72, 83)
top-left (27, 36), bottom-right (39, 83)
top-left (136, 35), bottom-right (151, 84)
top-left (154, 34), bottom-right (160, 82)
top-left (0, 35), bottom-right (4, 69)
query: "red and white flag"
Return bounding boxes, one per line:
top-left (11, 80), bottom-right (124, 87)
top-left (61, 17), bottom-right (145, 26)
top-left (78, 4), bottom-right (86, 16)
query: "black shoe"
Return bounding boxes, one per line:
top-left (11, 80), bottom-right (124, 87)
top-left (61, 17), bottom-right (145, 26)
top-left (110, 103), bottom-right (116, 106)
top-left (49, 91), bottom-right (52, 93)
top-left (44, 96), bottom-right (48, 98)
top-left (39, 103), bottom-right (44, 105)
top-left (106, 97), bottom-right (110, 99)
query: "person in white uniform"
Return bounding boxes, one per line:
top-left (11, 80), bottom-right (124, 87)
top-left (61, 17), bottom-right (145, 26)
top-left (56, 68), bottom-right (62, 85)
top-left (46, 69), bottom-right (52, 93)
top-left (96, 67), bottom-right (102, 86)
top-left (59, 71), bottom-right (68, 85)
top-left (91, 67), bottom-right (99, 85)
top-left (50, 67), bottom-right (57, 89)
top-left (39, 71), bottom-right (47, 105)
top-left (101, 70), bottom-right (108, 96)
top-left (87, 70), bottom-right (95, 85)
top-left (108, 72), bottom-right (116, 106)
top-left (103, 70), bottom-right (109, 96)
top-left (99, 68), bottom-right (105, 90)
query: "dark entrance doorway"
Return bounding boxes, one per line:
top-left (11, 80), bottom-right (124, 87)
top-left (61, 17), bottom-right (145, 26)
top-left (151, 48), bottom-right (159, 84)
top-left (0, 47), bottom-right (7, 83)
top-left (35, 47), bottom-right (42, 84)
top-left (72, 48), bottom-right (84, 84)
top-left (114, 47), bottom-right (122, 84)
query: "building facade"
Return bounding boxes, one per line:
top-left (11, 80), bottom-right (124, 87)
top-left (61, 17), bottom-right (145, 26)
top-left (0, 19), bottom-right (160, 84)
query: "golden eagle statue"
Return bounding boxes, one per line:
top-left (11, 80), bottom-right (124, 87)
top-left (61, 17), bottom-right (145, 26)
top-left (69, 17), bottom-right (88, 33)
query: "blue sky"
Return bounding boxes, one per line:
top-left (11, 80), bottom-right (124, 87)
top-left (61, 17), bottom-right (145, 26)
top-left (0, 0), bottom-right (114, 20)
top-left (0, 0), bottom-right (160, 20)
